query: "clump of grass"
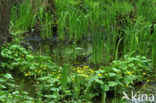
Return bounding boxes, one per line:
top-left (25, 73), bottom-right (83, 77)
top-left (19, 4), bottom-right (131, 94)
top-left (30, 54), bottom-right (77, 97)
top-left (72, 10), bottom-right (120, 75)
top-left (11, 0), bottom-right (156, 67)
top-left (10, 0), bottom-right (35, 35)
top-left (39, 8), bottom-right (54, 39)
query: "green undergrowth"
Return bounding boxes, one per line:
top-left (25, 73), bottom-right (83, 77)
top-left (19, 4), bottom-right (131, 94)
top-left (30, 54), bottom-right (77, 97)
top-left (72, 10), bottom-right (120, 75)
top-left (0, 42), bottom-right (154, 103)
top-left (1, 0), bottom-right (155, 102)
top-left (0, 73), bottom-right (34, 103)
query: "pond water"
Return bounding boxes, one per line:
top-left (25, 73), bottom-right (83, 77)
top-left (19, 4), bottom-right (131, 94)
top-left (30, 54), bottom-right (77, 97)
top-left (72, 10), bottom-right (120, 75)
top-left (13, 73), bottom-right (37, 98)
top-left (27, 40), bottom-right (93, 66)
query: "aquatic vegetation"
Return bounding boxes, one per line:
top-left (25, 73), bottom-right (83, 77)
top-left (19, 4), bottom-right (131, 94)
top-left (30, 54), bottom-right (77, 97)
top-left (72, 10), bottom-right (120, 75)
top-left (10, 0), bottom-right (36, 36)
top-left (0, 0), bottom-right (155, 102)
top-left (9, 0), bottom-right (156, 66)
top-left (39, 8), bottom-right (53, 39)
top-left (32, 55), bottom-right (153, 102)
top-left (1, 42), bottom-right (153, 102)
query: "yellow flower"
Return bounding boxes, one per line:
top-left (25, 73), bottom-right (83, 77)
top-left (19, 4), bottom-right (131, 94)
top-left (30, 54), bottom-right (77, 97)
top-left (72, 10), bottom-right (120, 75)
top-left (105, 73), bottom-right (108, 76)
top-left (77, 67), bottom-right (81, 70)
top-left (127, 72), bottom-right (131, 75)
top-left (77, 70), bottom-right (81, 73)
top-left (81, 74), bottom-right (85, 77)
top-left (58, 71), bottom-right (61, 73)
top-left (126, 84), bottom-right (129, 87)
top-left (57, 76), bottom-right (60, 79)
top-left (72, 79), bottom-right (75, 81)
top-left (117, 71), bottom-right (120, 74)
top-left (98, 73), bottom-right (102, 77)
top-left (35, 70), bottom-right (38, 72)
top-left (89, 69), bottom-right (93, 72)
top-left (32, 101), bottom-right (34, 103)
top-left (83, 66), bottom-right (89, 69)
top-left (86, 75), bottom-right (89, 78)
top-left (91, 70), bottom-right (94, 74)
top-left (143, 72), bottom-right (146, 75)
top-left (146, 79), bottom-right (150, 82)
top-left (37, 81), bottom-right (39, 84)
top-left (28, 72), bottom-right (31, 75)
top-left (25, 73), bottom-right (28, 76)
top-left (43, 67), bottom-right (46, 70)
top-left (88, 69), bottom-right (92, 71)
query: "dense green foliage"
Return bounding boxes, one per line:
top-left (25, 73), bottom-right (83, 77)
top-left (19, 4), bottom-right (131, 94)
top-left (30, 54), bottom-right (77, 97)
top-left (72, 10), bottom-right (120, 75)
top-left (10, 0), bottom-right (156, 65)
top-left (1, 0), bottom-right (155, 103)
top-left (0, 73), bottom-right (34, 102)
top-left (1, 44), bottom-right (153, 102)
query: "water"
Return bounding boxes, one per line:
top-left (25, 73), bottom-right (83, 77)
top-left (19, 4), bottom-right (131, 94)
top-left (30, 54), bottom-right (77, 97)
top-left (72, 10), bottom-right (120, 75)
top-left (13, 73), bottom-right (36, 97)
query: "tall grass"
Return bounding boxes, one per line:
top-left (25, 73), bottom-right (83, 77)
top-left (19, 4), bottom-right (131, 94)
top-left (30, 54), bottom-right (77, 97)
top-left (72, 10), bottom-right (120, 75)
top-left (11, 0), bottom-right (156, 67)
top-left (10, 0), bottom-right (35, 35)
top-left (36, 0), bottom-right (156, 67)
top-left (57, 11), bottom-right (68, 41)
top-left (54, 0), bottom-right (156, 66)
top-left (151, 24), bottom-right (156, 68)
top-left (39, 7), bottom-right (53, 39)
top-left (39, 8), bottom-right (45, 39)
